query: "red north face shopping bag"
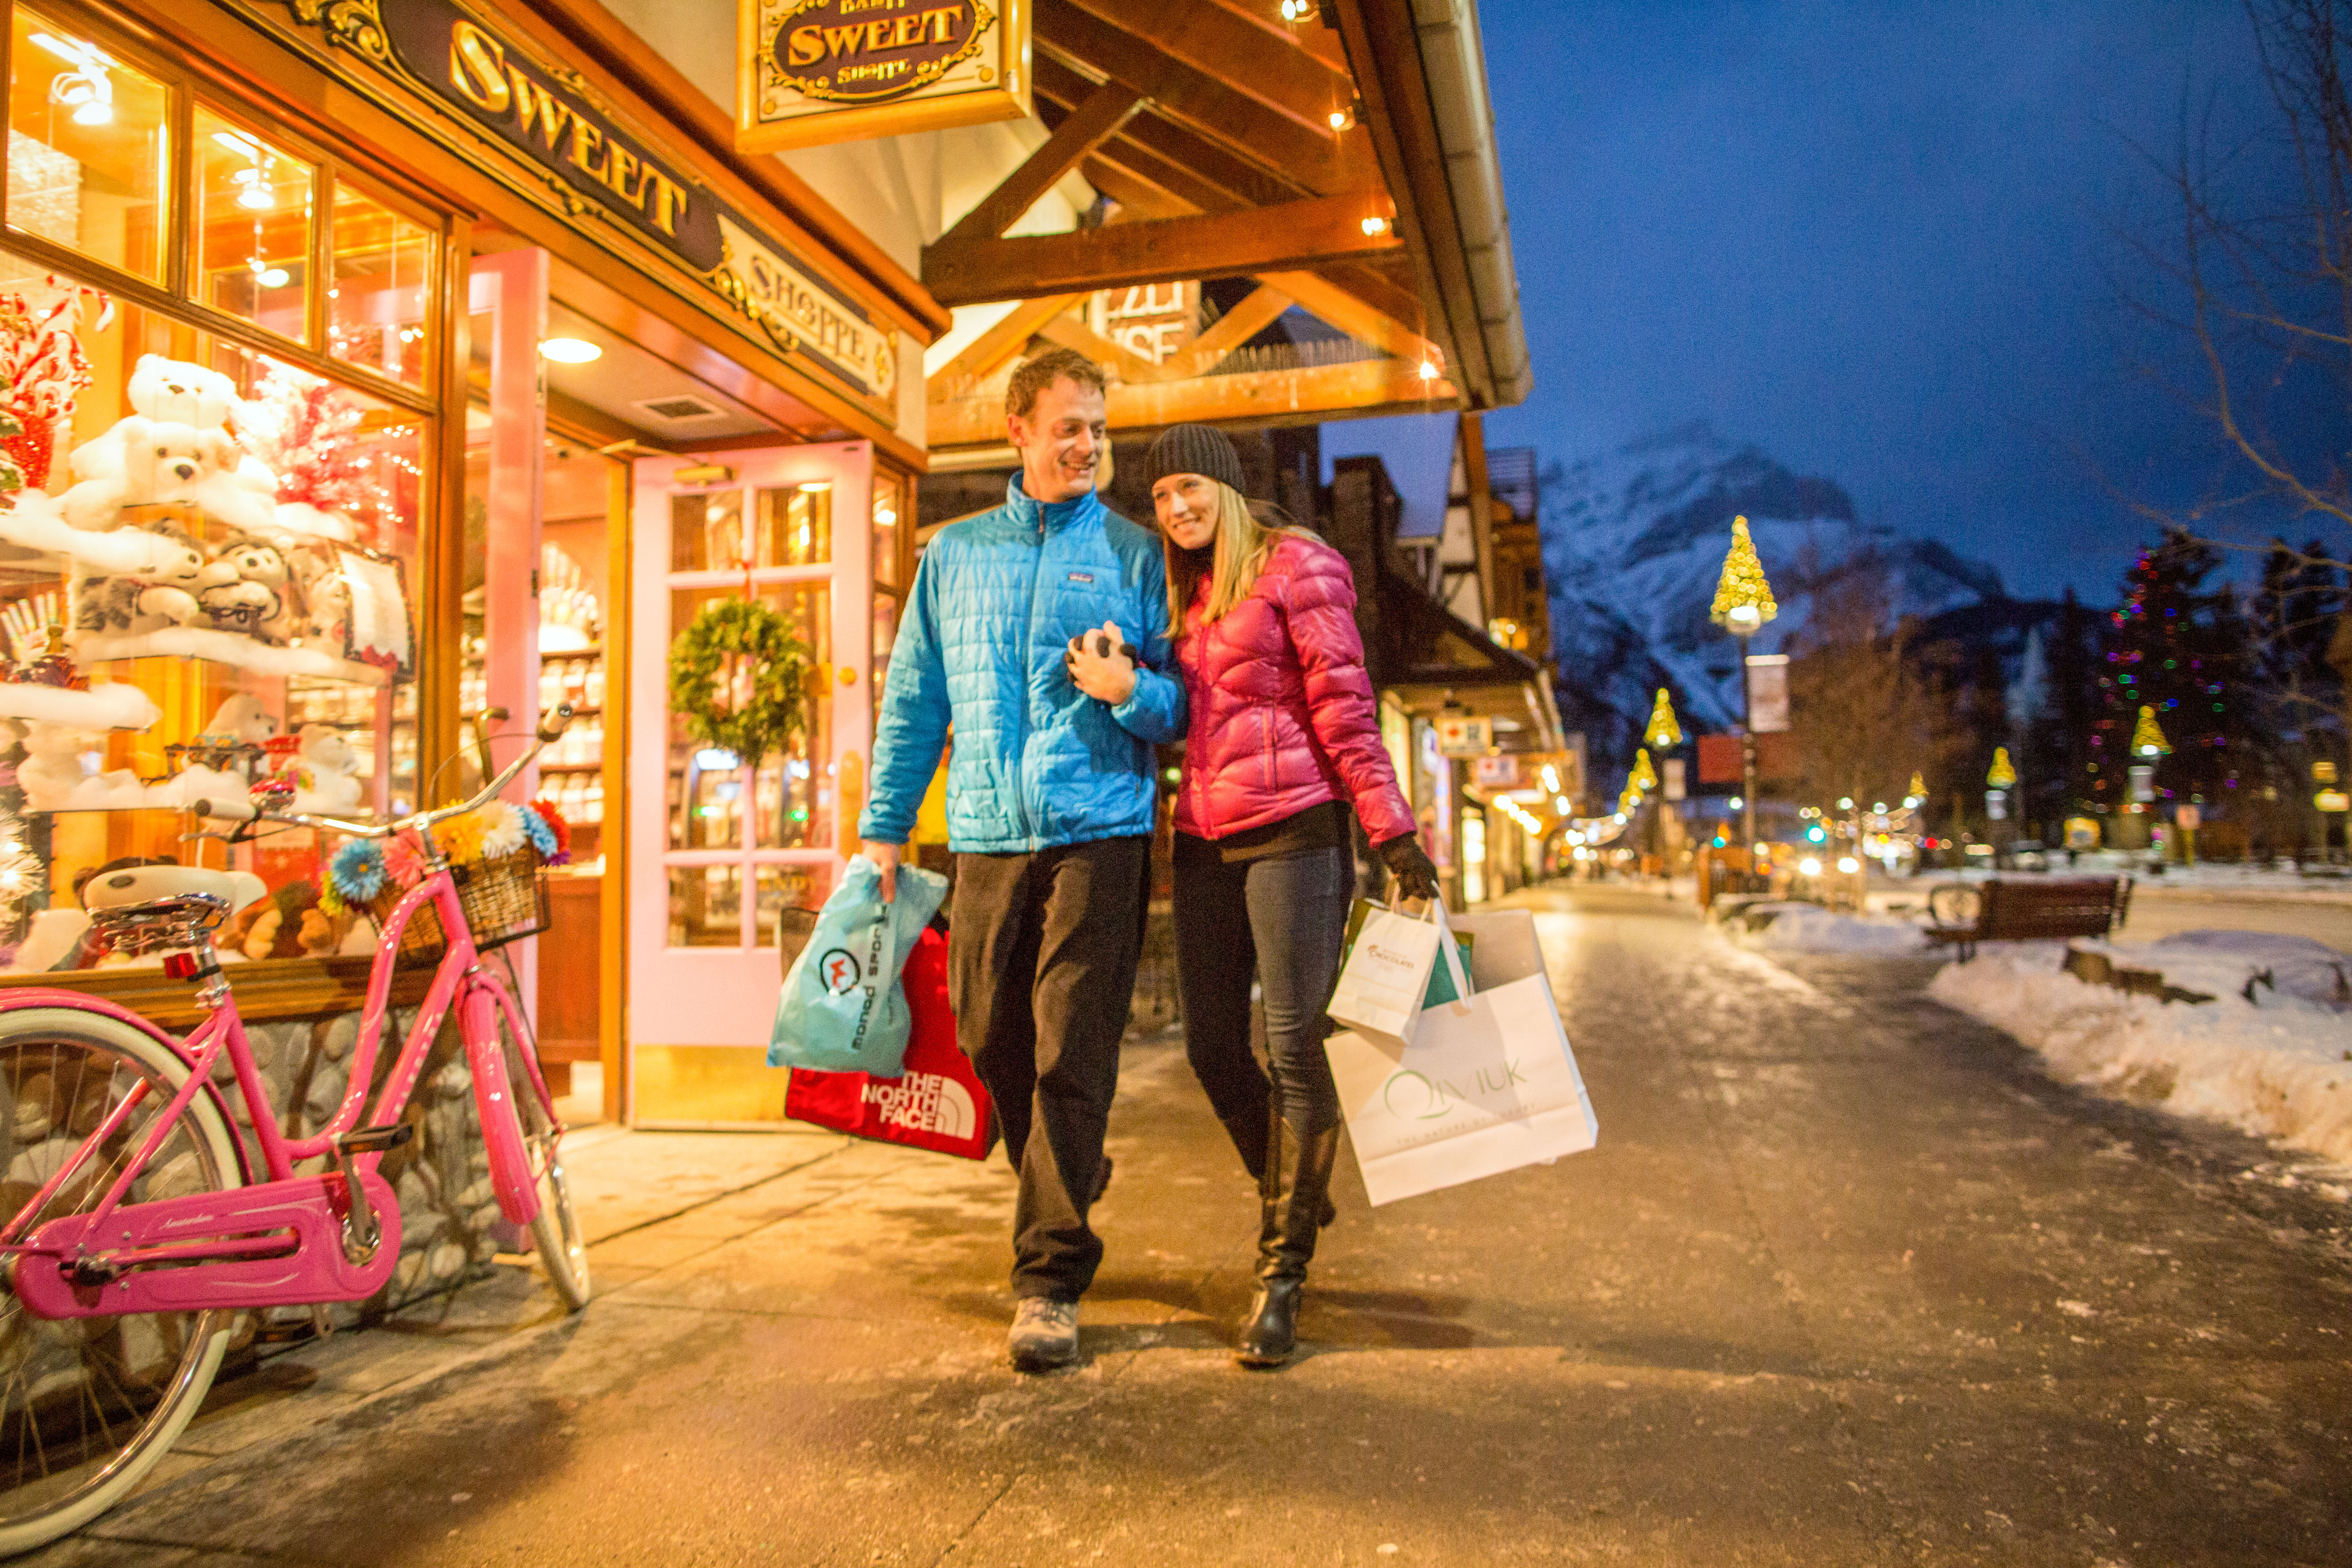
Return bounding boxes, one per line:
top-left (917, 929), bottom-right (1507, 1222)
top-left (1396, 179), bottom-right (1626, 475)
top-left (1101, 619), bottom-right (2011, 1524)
top-left (782, 926), bottom-right (998, 1160)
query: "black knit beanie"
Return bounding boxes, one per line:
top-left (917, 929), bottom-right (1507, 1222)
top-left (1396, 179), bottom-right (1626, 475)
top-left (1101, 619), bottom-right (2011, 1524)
top-left (1143, 424), bottom-right (1245, 494)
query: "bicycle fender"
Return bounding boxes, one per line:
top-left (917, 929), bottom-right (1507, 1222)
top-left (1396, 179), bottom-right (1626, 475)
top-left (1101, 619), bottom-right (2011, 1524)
top-left (459, 979), bottom-right (540, 1229)
top-left (0, 990), bottom-right (259, 1186)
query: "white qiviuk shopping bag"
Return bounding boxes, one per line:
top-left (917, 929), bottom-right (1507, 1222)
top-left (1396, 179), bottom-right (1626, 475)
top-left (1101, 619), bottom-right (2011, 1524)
top-left (1323, 903), bottom-right (1598, 1205)
top-left (1327, 896), bottom-right (1448, 1043)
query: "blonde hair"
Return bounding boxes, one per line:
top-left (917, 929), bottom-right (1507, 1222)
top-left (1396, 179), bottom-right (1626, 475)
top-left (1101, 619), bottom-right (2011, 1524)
top-left (1163, 481), bottom-right (1314, 630)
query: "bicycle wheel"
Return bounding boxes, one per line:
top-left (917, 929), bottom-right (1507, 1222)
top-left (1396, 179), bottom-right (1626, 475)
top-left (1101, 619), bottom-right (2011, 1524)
top-left (0, 1007), bottom-right (241, 1557)
top-left (497, 1029), bottom-right (590, 1311)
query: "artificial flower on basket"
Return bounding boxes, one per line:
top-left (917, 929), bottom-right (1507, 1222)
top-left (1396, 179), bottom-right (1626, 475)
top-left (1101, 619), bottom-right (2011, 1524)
top-left (322, 800), bottom-right (570, 954)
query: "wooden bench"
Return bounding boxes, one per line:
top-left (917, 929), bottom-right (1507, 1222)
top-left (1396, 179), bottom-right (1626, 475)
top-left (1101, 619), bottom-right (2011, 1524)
top-left (1925, 877), bottom-right (2132, 960)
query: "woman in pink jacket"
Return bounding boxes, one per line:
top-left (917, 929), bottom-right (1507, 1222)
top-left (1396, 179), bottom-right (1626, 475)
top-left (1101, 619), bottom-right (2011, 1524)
top-left (1145, 424), bottom-right (1439, 1367)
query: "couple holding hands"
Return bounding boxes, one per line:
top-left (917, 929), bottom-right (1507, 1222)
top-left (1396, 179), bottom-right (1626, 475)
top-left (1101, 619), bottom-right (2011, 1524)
top-left (859, 347), bottom-right (1438, 1372)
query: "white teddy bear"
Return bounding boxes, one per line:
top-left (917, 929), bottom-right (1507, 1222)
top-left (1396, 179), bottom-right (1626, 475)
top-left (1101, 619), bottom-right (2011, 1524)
top-left (74, 526), bottom-right (221, 635)
top-left (60, 356), bottom-right (278, 533)
top-left (58, 418), bottom-right (241, 528)
top-left (291, 722), bottom-right (364, 813)
top-left (200, 535), bottom-right (298, 643)
top-left (16, 721), bottom-right (99, 813)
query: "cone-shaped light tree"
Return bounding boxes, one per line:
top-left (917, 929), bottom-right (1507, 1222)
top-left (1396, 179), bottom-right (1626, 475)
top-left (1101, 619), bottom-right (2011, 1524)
top-left (1643, 688), bottom-right (1683, 750)
top-left (1712, 515), bottom-right (1776, 849)
top-left (1631, 748), bottom-right (1659, 793)
top-left (1987, 748), bottom-right (2017, 789)
top-left (2132, 706), bottom-right (2173, 757)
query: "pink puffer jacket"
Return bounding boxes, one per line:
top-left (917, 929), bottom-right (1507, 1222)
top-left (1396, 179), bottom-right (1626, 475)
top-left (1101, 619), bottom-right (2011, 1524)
top-left (1172, 533), bottom-right (1417, 845)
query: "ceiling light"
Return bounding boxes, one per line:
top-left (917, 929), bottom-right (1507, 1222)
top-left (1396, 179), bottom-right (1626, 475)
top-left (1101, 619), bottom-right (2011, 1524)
top-left (797, 481), bottom-right (833, 493)
top-left (250, 259), bottom-right (290, 288)
top-left (1417, 359), bottom-right (1439, 382)
top-left (1328, 109), bottom-right (1350, 130)
top-left (69, 98), bottom-right (111, 126)
top-left (1360, 214), bottom-right (1388, 236)
top-left (539, 337), bottom-right (602, 363)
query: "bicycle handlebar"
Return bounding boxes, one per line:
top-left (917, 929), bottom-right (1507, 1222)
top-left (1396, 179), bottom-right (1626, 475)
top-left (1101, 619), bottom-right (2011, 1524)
top-left (193, 704), bottom-right (574, 840)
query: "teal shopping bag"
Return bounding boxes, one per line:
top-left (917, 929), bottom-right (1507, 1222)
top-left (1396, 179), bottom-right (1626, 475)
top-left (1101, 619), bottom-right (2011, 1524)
top-left (768, 855), bottom-right (949, 1076)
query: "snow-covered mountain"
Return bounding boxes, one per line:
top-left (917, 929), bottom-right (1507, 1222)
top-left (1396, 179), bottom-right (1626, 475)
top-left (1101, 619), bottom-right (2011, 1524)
top-left (1542, 421), bottom-right (2006, 755)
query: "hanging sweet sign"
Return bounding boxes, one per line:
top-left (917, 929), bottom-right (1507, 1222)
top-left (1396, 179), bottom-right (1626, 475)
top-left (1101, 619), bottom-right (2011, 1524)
top-left (737, 0), bottom-right (1031, 151)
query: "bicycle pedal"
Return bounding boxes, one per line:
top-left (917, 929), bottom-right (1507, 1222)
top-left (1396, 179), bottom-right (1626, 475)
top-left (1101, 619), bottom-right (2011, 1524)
top-left (332, 1122), bottom-right (415, 1156)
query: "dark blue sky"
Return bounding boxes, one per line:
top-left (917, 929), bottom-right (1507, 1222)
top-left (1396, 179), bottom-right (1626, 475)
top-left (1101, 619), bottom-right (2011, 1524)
top-left (1326, 0), bottom-right (2285, 603)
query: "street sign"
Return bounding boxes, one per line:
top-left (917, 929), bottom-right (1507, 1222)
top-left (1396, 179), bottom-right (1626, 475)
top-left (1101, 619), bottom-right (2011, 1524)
top-left (2175, 803), bottom-right (2201, 830)
top-left (1472, 753), bottom-right (1520, 788)
top-left (2316, 760), bottom-right (2340, 784)
top-left (1744, 655), bottom-right (1790, 733)
top-left (1437, 715), bottom-right (1493, 757)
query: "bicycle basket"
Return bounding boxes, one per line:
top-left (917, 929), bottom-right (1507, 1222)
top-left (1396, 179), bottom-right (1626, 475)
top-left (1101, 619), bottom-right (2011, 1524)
top-left (366, 848), bottom-right (548, 964)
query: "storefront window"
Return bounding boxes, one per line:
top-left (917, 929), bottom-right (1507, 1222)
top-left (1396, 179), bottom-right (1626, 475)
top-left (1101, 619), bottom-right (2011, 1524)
top-left (754, 482), bottom-right (829, 567)
top-left (327, 182), bottom-right (431, 388)
top-left (192, 107), bottom-right (312, 337)
top-left (6, 8), bottom-right (167, 281)
top-left (871, 470), bottom-right (903, 591)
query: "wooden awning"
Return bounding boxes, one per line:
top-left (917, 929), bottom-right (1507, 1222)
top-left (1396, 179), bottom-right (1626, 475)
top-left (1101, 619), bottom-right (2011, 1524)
top-left (924, 0), bottom-right (1526, 453)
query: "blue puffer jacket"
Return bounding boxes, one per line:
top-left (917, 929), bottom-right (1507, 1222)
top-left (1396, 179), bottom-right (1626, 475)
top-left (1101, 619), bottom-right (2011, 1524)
top-left (861, 479), bottom-right (1186, 853)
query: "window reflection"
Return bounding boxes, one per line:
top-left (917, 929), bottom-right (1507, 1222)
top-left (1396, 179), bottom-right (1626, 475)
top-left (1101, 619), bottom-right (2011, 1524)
top-left (6, 9), bottom-right (167, 279)
top-left (193, 107), bottom-right (311, 335)
top-left (327, 181), bottom-right (430, 387)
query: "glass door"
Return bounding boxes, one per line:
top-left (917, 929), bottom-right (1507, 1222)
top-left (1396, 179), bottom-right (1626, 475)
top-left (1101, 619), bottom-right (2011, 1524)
top-left (628, 443), bottom-right (875, 1124)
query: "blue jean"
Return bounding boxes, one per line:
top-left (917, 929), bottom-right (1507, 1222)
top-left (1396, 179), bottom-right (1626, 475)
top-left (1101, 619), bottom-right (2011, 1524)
top-left (1172, 840), bottom-right (1353, 1138)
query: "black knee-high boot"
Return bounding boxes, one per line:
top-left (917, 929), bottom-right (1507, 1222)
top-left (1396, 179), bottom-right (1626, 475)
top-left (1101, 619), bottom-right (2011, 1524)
top-left (1236, 1116), bottom-right (1341, 1368)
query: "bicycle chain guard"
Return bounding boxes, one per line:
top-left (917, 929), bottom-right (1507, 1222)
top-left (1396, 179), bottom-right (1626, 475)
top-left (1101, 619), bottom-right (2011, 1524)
top-left (8, 1169), bottom-right (402, 1320)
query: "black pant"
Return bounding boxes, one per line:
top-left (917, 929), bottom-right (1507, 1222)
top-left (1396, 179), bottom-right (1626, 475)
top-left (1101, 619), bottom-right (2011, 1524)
top-left (949, 837), bottom-right (1149, 1302)
top-left (1172, 839), bottom-right (1354, 1138)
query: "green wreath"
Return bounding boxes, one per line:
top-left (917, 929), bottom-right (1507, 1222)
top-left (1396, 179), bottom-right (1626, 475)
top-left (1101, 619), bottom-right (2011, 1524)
top-left (667, 597), bottom-right (813, 764)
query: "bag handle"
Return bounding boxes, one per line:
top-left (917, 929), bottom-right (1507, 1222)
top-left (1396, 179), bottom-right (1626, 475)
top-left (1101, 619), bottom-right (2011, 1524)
top-left (851, 855), bottom-right (903, 1054)
top-left (1423, 893), bottom-right (1474, 1011)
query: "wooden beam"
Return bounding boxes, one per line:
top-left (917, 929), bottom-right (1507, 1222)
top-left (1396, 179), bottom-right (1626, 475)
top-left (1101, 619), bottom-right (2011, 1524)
top-left (942, 82), bottom-right (1147, 244)
top-left (930, 355), bottom-right (1456, 447)
top-left (1321, 261), bottom-right (1430, 333)
top-left (1165, 285), bottom-right (1295, 376)
top-left (1080, 156), bottom-right (1201, 221)
top-left (1035, 312), bottom-right (1167, 385)
top-left (1258, 270), bottom-right (1436, 363)
top-left (930, 294), bottom-right (1092, 394)
top-left (1061, 0), bottom-right (1356, 136)
top-left (1205, 0), bottom-right (1351, 73)
top-left (1036, 56), bottom-right (1292, 211)
top-left (1034, 0), bottom-right (1370, 194)
top-left (924, 193), bottom-right (1400, 306)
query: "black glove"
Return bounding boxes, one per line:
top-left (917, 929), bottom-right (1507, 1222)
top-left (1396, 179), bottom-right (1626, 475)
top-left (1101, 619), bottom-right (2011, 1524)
top-left (1376, 833), bottom-right (1440, 902)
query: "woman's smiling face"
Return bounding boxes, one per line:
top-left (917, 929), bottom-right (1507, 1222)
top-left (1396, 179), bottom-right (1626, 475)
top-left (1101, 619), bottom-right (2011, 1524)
top-left (1154, 472), bottom-right (1219, 551)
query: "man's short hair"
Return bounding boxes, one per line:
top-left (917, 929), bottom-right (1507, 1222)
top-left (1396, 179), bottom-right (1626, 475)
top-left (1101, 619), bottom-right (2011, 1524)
top-left (1007, 347), bottom-right (1108, 421)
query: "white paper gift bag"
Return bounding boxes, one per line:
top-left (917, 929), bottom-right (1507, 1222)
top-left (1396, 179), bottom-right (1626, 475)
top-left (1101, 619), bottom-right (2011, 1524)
top-left (1324, 906), bottom-right (1597, 1205)
top-left (1326, 898), bottom-right (1449, 1043)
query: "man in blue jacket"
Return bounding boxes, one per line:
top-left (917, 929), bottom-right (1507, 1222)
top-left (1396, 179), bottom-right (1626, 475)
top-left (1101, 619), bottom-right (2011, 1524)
top-left (860, 347), bottom-right (1185, 1372)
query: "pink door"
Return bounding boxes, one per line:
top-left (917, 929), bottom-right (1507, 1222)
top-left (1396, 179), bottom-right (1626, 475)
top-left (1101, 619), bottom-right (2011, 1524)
top-left (628, 443), bottom-right (875, 1125)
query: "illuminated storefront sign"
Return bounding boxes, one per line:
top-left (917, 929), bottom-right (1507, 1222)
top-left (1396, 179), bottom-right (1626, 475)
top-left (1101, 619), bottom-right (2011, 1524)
top-left (232, 0), bottom-right (897, 405)
top-left (737, 0), bottom-right (1030, 151)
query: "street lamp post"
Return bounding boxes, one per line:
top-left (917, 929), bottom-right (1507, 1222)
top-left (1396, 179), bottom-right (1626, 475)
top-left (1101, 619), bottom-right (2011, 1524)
top-left (1711, 515), bottom-right (1777, 853)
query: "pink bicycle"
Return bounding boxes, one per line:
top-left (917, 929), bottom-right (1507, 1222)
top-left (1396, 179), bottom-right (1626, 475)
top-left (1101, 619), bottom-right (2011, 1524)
top-left (0, 707), bottom-right (589, 1552)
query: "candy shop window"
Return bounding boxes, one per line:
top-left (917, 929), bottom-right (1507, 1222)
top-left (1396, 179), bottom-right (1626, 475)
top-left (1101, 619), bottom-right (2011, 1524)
top-left (192, 108), bottom-right (313, 335)
top-left (0, 239), bottom-right (430, 973)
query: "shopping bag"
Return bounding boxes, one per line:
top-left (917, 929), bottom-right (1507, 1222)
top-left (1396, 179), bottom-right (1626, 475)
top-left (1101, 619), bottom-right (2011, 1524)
top-left (1326, 897), bottom-right (1453, 1042)
top-left (767, 854), bottom-right (947, 1075)
top-left (783, 927), bottom-right (998, 1160)
top-left (1343, 898), bottom-right (1475, 1008)
top-left (1323, 905), bottom-right (1597, 1205)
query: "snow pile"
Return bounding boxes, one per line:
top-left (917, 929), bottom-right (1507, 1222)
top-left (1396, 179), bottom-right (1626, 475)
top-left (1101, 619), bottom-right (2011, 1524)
top-left (1732, 901), bottom-right (1929, 955)
top-left (1930, 941), bottom-right (2352, 1167)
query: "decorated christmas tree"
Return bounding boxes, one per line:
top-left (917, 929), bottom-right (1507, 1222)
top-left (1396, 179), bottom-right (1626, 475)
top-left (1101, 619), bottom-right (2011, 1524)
top-left (242, 366), bottom-right (396, 535)
top-left (1710, 514), bottom-right (1778, 629)
top-left (1630, 748), bottom-right (1659, 792)
top-left (1987, 747), bottom-right (2016, 789)
top-left (1642, 688), bottom-right (1682, 749)
top-left (2089, 530), bottom-right (2245, 810)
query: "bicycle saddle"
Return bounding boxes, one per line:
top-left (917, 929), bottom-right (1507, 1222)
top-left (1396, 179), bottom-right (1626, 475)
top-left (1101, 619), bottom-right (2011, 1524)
top-left (82, 864), bottom-right (265, 914)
